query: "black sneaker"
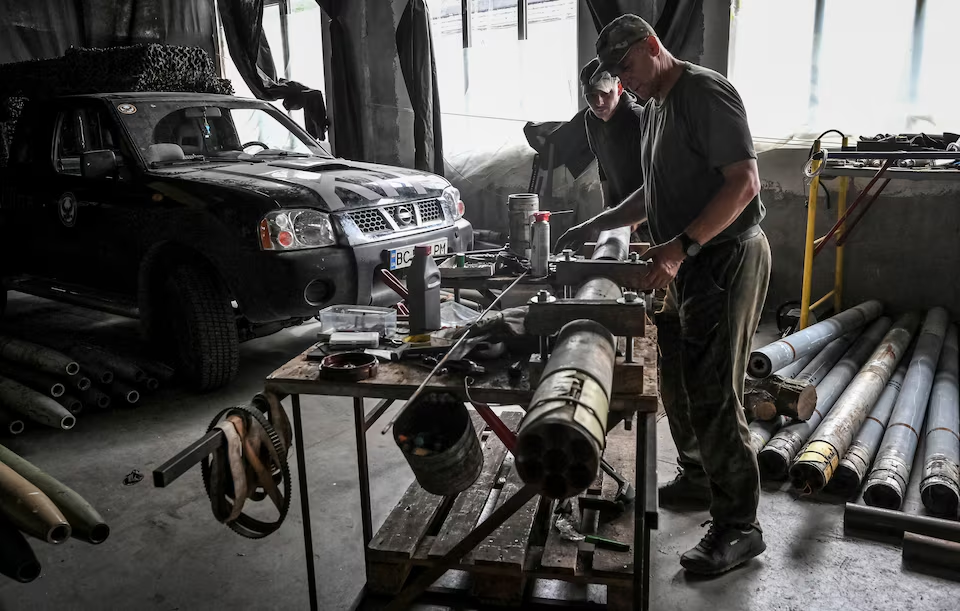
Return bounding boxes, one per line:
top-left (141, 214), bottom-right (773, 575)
top-left (659, 469), bottom-right (711, 509)
top-left (680, 521), bottom-right (766, 575)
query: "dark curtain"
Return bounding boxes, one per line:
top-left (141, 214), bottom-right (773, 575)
top-left (396, 0), bottom-right (444, 176)
top-left (314, 0), bottom-right (364, 161)
top-left (0, 0), bottom-right (216, 65)
top-left (218, 0), bottom-right (329, 141)
top-left (527, 0), bottom-right (703, 178)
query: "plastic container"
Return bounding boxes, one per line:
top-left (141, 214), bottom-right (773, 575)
top-left (318, 305), bottom-right (397, 337)
top-left (408, 245), bottom-right (441, 334)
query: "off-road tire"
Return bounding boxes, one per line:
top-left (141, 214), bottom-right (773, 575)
top-left (159, 264), bottom-right (239, 391)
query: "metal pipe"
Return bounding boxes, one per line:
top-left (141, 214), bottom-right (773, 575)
top-left (0, 514), bottom-right (41, 582)
top-left (831, 352), bottom-right (912, 497)
top-left (515, 319), bottom-right (616, 499)
top-left (902, 531), bottom-right (960, 571)
top-left (790, 313), bottom-right (920, 492)
top-left (0, 461), bottom-right (71, 544)
top-left (0, 375), bottom-right (76, 430)
top-left (0, 361), bottom-right (66, 398)
top-left (78, 386), bottom-right (111, 410)
top-left (844, 501), bottom-right (960, 543)
top-left (0, 407), bottom-right (25, 436)
top-left (864, 307), bottom-right (950, 510)
top-left (759, 317), bottom-right (892, 479)
top-left (749, 300), bottom-right (883, 378)
top-left (749, 416), bottom-right (786, 454)
top-left (920, 323), bottom-right (960, 517)
top-left (770, 328), bottom-right (863, 421)
top-left (775, 351), bottom-right (819, 380)
top-left (799, 139), bottom-right (821, 330)
top-left (0, 336), bottom-right (79, 377)
top-left (0, 444), bottom-right (110, 544)
top-left (56, 394), bottom-right (83, 415)
top-left (112, 380), bottom-right (141, 406)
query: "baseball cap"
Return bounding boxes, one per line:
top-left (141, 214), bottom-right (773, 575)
top-left (591, 14), bottom-right (656, 85)
top-left (579, 58), bottom-right (617, 94)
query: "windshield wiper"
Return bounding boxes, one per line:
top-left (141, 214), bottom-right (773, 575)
top-left (150, 154), bottom-right (206, 168)
top-left (256, 151), bottom-right (310, 158)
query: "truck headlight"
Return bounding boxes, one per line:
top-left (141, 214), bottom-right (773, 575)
top-left (440, 186), bottom-right (465, 220)
top-left (259, 209), bottom-right (336, 251)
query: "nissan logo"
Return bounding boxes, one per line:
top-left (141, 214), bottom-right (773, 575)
top-left (395, 206), bottom-right (414, 226)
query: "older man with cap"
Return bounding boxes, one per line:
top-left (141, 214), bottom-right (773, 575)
top-left (580, 58), bottom-right (645, 215)
top-left (557, 15), bottom-right (771, 576)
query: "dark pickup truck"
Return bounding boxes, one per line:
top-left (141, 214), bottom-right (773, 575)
top-left (0, 92), bottom-right (473, 390)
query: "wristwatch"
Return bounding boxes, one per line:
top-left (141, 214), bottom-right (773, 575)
top-left (678, 232), bottom-right (702, 258)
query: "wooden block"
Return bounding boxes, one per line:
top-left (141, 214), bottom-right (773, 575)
top-left (469, 456), bottom-right (541, 572)
top-left (368, 413), bottom-right (485, 562)
top-left (593, 422), bottom-right (637, 577)
top-left (470, 572), bottom-right (527, 606)
top-left (612, 360), bottom-right (645, 395)
top-left (525, 300), bottom-right (647, 338)
top-left (428, 411), bottom-right (523, 559)
top-left (607, 585), bottom-right (634, 611)
top-left (366, 561), bottom-right (411, 596)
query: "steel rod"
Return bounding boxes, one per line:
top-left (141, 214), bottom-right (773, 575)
top-left (813, 159), bottom-right (894, 257)
top-left (152, 429), bottom-right (224, 488)
top-left (903, 531), bottom-right (960, 571)
top-left (919, 323), bottom-right (960, 517)
top-left (790, 313), bottom-right (920, 491)
top-left (864, 308), bottom-right (949, 510)
top-left (634, 412), bottom-right (649, 611)
top-left (292, 395), bottom-right (319, 611)
top-left (834, 178), bottom-right (891, 248)
top-left (749, 300), bottom-right (883, 378)
top-left (353, 398), bottom-right (374, 549)
top-left (363, 399), bottom-right (395, 432)
top-left (759, 317), bottom-right (892, 480)
top-left (381, 271), bottom-right (529, 435)
top-left (844, 501), bottom-right (960, 543)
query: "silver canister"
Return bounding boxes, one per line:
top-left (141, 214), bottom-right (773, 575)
top-left (508, 193), bottom-right (540, 259)
top-left (531, 211), bottom-right (551, 277)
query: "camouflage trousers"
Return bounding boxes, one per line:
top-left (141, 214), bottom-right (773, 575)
top-left (657, 227), bottom-right (771, 526)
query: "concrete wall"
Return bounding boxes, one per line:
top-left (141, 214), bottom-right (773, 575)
top-left (758, 148), bottom-right (960, 318)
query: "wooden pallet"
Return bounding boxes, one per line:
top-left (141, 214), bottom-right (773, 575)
top-left (367, 410), bottom-right (641, 609)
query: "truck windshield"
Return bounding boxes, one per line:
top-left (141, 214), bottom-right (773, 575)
top-left (114, 100), bottom-right (331, 165)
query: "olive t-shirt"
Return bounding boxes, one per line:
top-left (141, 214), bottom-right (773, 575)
top-left (639, 62), bottom-right (764, 245)
top-left (585, 92), bottom-right (645, 207)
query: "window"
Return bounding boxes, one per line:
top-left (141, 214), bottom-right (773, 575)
top-left (426, 0), bottom-right (579, 156)
top-left (55, 107), bottom-right (121, 175)
top-left (217, 0), bottom-right (327, 138)
top-left (730, 0), bottom-right (960, 144)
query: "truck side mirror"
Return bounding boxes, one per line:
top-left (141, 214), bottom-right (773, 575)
top-left (81, 150), bottom-right (118, 179)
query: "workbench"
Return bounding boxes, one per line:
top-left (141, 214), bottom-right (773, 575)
top-left (263, 326), bottom-right (659, 611)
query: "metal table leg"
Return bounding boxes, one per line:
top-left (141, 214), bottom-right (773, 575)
top-left (292, 394), bottom-right (319, 611)
top-left (354, 397), bottom-right (374, 550)
top-left (633, 411), bottom-right (649, 611)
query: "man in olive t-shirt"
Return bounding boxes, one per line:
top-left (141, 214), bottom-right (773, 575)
top-left (557, 14), bottom-right (772, 576)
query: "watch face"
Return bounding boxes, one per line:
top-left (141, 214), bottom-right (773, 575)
top-left (687, 242), bottom-right (702, 257)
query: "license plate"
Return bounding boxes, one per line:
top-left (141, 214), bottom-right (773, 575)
top-left (387, 238), bottom-right (448, 270)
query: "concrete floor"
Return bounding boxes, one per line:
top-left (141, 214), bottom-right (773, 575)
top-left (0, 293), bottom-right (957, 611)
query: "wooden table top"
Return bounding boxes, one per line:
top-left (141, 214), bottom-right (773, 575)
top-left (265, 326), bottom-right (658, 413)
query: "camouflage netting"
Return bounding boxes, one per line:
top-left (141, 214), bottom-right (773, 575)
top-left (0, 44), bottom-right (233, 167)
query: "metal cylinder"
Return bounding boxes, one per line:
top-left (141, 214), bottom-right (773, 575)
top-left (864, 307), bottom-right (950, 510)
top-left (515, 319), bottom-right (616, 499)
top-left (790, 313), bottom-right (920, 492)
top-left (0, 461), bottom-right (71, 544)
top-left (56, 394), bottom-right (83, 415)
top-left (0, 406), bottom-right (25, 436)
top-left (0, 443), bottom-right (110, 544)
top-left (0, 514), bottom-right (41, 582)
top-left (749, 415), bottom-right (786, 454)
top-left (780, 328), bottom-right (864, 421)
top-left (43, 340), bottom-right (146, 385)
top-left (844, 501), bottom-right (960, 542)
top-left (393, 392), bottom-right (483, 496)
top-left (592, 228), bottom-right (629, 262)
top-left (79, 386), bottom-right (111, 410)
top-left (0, 375), bottom-right (76, 430)
top-left (748, 300), bottom-right (883, 378)
top-left (920, 323), bottom-right (960, 517)
top-left (902, 532), bottom-right (960, 570)
top-left (112, 380), bottom-right (141, 406)
top-left (759, 317), bottom-right (892, 480)
top-left (78, 361), bottom-right (114, 385)
top-left (831, 353), bottom-right (911, 497)
top-left (0, 335), bottom-right (79, 377)
top-left (0, 361), bottom-right (67, 399)
top-left (774, 351), bottom-right (819, 380)
top-left (531, 212), bottom-right (551, 277)
top-left (507, 193), bottom-right (539, 258)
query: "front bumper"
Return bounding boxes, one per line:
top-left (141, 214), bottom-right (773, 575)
top-left (234, 219), bottom-right (473, 322)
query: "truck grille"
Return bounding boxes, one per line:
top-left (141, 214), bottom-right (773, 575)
top-left (342, 199), bottom-right (446, 236)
